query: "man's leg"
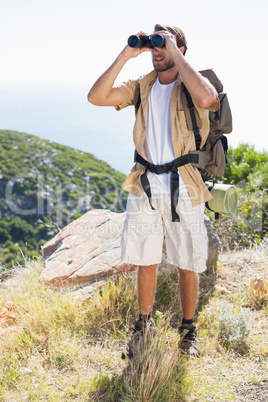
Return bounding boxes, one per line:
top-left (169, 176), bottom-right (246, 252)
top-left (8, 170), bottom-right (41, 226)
top-left (178, 268), bottom-right (200, 356)
top-left (178, 268), bottom-right (199, 319)
top-left (138, 264), bottom-right (158, 316)
top-left (121, 264), bottom-right (157, 359)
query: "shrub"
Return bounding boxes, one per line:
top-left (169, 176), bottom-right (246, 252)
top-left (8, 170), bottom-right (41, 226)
top-left (212, 189), bottom-right (268, 251)
top-left (218, 303), bottom-right (252, 352)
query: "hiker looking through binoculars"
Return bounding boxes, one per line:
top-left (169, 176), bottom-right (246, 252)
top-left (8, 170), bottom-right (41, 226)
top-left (88, 23), bottom-right (221, 358)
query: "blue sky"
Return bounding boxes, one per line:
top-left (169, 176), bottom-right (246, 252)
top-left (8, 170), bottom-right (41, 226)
top-left (1, 0), bottom-right (268, 153)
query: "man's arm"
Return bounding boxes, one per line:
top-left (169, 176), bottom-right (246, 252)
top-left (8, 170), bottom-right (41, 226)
top-left (155, 30), bottom-right (219, 111)
top-left (88, 35), bottom-right (150, 107)
top-left (87, 54), bottom-right (127, 106)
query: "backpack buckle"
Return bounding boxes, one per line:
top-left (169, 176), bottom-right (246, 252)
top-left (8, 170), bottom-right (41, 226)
top-left (149, 163), bottom-right (172, 175)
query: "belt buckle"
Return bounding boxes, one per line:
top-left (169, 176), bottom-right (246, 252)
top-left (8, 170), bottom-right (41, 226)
top-left (154, 165), bottom-right (163, 175)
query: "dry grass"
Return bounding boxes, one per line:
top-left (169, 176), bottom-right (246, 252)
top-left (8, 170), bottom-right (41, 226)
top-left (0, 245), bottom-right (267, 401)
top-left (90, 316), bottom-right (186, 401)
top-left (246, 278), bottom-right (268, 311)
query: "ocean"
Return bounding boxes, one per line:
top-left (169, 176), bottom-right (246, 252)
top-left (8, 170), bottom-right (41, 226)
top-left (0, 87), bottom-right (136, 175)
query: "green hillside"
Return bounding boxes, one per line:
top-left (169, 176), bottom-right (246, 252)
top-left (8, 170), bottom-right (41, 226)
top-left (1, 130), bottom-right (268, 269)
top-left (0, 130), bottom-right (127, 268)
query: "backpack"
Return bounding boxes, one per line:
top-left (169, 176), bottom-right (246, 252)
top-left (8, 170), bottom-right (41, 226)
top-left (181, 69), bottom-right (232, 182)
top-left (134, 69), bottom-right (232, 182)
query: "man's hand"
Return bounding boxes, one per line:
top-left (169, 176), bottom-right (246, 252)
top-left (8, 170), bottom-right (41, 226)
top-left (152, 30), bottom-right (182, 56)
top-left (121, 31), bottom-right (152, 60)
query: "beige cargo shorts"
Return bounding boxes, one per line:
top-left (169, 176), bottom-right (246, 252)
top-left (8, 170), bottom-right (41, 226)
top-left (121, 192), bottom-right (208, 273)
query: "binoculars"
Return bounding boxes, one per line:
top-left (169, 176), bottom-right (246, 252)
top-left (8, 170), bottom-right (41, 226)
top-left (127, 34), bottom-right (165, 49)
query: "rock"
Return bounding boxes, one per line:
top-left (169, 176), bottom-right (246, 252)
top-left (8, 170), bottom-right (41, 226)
top-left (0, 300), bottom-right (28, 334)
top-left (41, 209), bottom-right (136, 287)
top-left (214, 284), bottom-right (232, 294)
top-left (41, 209), bottom-right (219, 288)
top-left (205, 215), bottom-right (220, 269)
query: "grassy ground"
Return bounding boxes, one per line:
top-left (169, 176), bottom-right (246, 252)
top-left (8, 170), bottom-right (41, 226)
top-left (0, 245), bottom-right (267, 401)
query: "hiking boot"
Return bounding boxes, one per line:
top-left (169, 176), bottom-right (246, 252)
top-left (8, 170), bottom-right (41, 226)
top-left (179, 323), bottom-right (200, 357)
top-left (121, 317), bottom-right (154, 359)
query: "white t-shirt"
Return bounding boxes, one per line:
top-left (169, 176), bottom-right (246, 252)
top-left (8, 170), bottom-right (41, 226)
top-left (144, 77), bottom-right (187, 194)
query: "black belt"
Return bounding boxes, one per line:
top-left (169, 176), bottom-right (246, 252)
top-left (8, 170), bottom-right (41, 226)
top-left (134, 150), bottom-right (199, 222)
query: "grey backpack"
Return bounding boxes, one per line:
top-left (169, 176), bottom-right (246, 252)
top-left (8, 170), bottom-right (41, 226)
top-left (181, 69), bottom-right (232, 181)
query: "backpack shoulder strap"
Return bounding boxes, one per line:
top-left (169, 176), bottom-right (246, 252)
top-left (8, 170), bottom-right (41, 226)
top-left (134, 83), bottom-right (141, 116)
top-left (181, 84), bottom-right (202, 150)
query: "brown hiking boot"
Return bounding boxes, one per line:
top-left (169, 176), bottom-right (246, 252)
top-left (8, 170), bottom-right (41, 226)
top-left (121, 317), bottom-right (154, 359)
top-left (179, 323), bottom-right (200, 357)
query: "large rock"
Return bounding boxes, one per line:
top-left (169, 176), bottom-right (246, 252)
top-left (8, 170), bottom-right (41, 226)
top-left (41, 209), bottom-right (220, 287)
top-left (41, 209), bottom-right (135, 287)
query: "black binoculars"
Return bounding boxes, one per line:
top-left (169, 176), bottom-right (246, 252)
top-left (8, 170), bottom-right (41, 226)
top-left (127, 34), bottom-right (165, 49)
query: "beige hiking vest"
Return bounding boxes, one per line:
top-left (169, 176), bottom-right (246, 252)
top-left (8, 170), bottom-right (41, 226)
top-left (115, 70), bottom-right (220, 206)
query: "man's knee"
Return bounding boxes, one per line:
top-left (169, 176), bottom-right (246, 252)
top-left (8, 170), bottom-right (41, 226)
top-left (178, 268), bottom-right (199, 279)
top-left (138, 264), bottom-right (157, 275)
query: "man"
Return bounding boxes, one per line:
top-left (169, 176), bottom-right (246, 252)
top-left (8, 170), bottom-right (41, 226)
top-left (88, 23), bottom-right (219, 357)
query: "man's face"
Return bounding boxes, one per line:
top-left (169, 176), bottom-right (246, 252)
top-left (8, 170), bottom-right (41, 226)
top-left (151, 48), bottom-right (175, 72)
